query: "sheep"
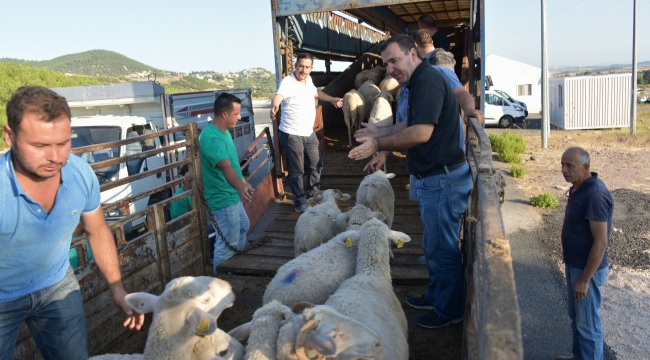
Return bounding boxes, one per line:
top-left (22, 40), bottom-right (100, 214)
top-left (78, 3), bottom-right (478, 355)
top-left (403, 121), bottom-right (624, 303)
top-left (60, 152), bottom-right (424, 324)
top-left (367, 90), bottom-right (394, 128)
top-left (342, 89), bottom-right (365, 147)
top-left (356, 170), bottom-right (395, 229)
top-left (294, 189), bottom-right (351, 257)
top-left (227, 300), bottom-right (289, 360)
top-left (357, 80), bottom-right (381, 121)
top-left (264, 204), bottom-right (384, 309)
top-left (90, 276), bottom-right (244, 360)
top-left (325, 219), bottom-right (412, 360)
top-left (378, 76), bottom-right (400, 100)
top-left (354, 66), bottom-right (384, 89)
top-left (276, 303), bottom-right (382, 360)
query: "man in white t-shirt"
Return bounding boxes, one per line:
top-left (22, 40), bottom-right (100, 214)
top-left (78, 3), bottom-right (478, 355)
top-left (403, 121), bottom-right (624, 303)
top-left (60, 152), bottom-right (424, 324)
top-left (270, 53), bottom-right (343, 212)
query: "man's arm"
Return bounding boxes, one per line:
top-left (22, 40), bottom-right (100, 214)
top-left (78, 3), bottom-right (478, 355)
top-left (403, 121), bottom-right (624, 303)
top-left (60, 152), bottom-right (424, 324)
top-left (82, 209), bottom-right (144, 330)
top-left (270, 94), bottom-right (283, 121)
top-left (573, 221), bottom-right (609, 299)
top-left (217, 159), bottom-right (254, 204)
top-left (454, 88), bottom-right (485, 125)
top-left (363, 151), bottom-right (389, 173)
top-left (354, 121), bottom-right (408, 141)
top-left (349, 123), bottom-right (434, 160)
top-left (316, 89), bottom-right (343, 108)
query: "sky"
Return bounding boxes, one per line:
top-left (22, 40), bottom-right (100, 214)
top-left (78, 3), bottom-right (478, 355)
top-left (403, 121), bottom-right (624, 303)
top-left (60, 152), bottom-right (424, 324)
top-left (0, 0), bottom-right (648, 74)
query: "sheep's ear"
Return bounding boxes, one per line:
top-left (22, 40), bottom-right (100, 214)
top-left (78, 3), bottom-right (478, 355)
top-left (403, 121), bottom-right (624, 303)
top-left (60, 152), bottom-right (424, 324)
top-left (228, 322), bottom-right (252, 342)
top-left (341, 193), bottom-right (351, 201)
top-left (334, 231), bottom-right (360, 247)
top-left (335, 212), bottom-right (350, 223)
top-left (387, 230), bottom-right (411, 247)
top-left (372, 211), bottom-right (386, 222)
top-left (385, 172), bottom-right (396, 179)
top-left (306, 333), bottom-right (337, 357)
top-left (125, 293), bottom-right (158, 314)
top-left (187, 307), bottom-right (218, 337)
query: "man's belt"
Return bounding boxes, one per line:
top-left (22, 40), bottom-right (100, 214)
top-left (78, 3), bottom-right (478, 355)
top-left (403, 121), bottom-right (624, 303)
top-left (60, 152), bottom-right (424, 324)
top-left (414, 161), bottom-right (467, 180)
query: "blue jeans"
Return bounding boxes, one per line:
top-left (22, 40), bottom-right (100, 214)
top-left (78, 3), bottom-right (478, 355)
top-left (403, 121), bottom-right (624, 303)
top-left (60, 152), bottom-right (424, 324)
top-left (279, 130), bottom-right (321, 208)
top-left (565, 265), bottom-right (609, 360)
top-left (212, 201), bottom-right (250, 273)
top-left (415, 163), bottom-right (472, 319)
top-left (0, 268), bottom-right (88, 360)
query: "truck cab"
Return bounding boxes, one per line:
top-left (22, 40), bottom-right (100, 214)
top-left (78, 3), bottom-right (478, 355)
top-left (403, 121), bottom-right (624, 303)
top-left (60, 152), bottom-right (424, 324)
top-left (71, 116), bottom-right (167, 233)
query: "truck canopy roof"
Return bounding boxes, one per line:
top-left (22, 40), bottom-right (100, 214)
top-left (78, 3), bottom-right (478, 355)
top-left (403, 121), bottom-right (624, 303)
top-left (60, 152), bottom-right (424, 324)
top-left (51, 81), bottom-right (165, 107)
top-left (71, 115), bottom-right (150, 127)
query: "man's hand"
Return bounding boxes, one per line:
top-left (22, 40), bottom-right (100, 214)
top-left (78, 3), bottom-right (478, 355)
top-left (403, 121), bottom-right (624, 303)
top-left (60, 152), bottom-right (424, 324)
top-left (238, 182), bottom-right (255, 204)
top-left (270, 105), bottom-right (280, 121)
top-left (464, 109), bottom-right (485, 125)
top-left (363, 152), bottom-right (387, 173)
top-left (354, 122), bottom-right (381, 140)
top-left (110, 284), bottom-right (144, 330)
top-left (349, 138), bottom-right (378, 160)
top-left (573, 278), bottom-right (590, 299)
top-left (330, 97), bottom-right (343, 108)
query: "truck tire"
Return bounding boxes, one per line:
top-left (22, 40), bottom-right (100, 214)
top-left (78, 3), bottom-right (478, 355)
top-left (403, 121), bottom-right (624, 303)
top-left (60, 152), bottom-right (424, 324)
top-left (499, 115), bottom-right (513, 128)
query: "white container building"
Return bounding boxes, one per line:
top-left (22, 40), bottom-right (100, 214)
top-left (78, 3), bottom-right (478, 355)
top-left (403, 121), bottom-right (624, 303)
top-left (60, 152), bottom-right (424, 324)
top-left (486, 54), bottom-right (542, 113)
top-left (549, 74), bottom-right (631, 130)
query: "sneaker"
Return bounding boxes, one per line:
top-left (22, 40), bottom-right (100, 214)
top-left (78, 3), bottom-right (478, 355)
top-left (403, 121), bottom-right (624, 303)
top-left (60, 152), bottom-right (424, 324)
top-left (416, 310), bottom-right (463, 329)
top-left (295, 204), bottom-right (309, 213)
top-left (406, 294), bottom-right (434, 310)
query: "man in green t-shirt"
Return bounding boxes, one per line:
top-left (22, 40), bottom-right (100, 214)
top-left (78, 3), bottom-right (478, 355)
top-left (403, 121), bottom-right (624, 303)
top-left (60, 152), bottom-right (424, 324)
top-left (170, 164), bottom-right (192, 219)
top-left (200, 92), bottom-right (254, 272)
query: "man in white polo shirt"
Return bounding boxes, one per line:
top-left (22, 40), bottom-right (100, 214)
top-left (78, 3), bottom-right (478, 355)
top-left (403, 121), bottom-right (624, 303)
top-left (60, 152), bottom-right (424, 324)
top-left (270, 53), bottom-right (343, 212)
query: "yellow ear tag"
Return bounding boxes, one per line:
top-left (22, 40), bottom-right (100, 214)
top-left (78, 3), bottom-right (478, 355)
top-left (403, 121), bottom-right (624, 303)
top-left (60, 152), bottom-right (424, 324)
top-left (378, 211), bottom-right (383, 215)
top-left (309, 200), bottom-right (315, 207)
top-left (397, 238), bottom-right (404, 249)
top-left (346, 237), bottom-right (353, 248)
top-left (340, 197), bottom-right (347, 202)
top-left (194, 319), bottom-right (210, 337)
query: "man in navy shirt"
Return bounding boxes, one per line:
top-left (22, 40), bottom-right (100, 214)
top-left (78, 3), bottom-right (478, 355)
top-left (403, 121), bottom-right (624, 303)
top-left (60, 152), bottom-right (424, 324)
top-left (349, 35), bottom-right (472, 329)
top-left (558, 147), bottom-right (613, 360)
top-left (0, 87), bottom-right (144, 359)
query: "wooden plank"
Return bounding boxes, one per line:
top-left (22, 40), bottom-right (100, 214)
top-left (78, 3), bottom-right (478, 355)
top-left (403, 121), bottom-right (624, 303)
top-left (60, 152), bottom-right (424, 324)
top-left (244, 245), bottom-right (295, 258)
top-left (217, 254), bottom-right (290, 275)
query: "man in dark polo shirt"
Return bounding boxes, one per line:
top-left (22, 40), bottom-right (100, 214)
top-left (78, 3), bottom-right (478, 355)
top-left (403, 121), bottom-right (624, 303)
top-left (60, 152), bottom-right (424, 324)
top-left (557, 147), bottom-right (613, 360)
top-left (349, 34), bottom-right (472, 329)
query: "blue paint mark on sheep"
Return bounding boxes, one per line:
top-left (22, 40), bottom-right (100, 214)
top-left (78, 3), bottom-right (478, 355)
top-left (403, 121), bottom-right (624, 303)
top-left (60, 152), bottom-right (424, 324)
top-left (283, 270), bottom-right (297, 284)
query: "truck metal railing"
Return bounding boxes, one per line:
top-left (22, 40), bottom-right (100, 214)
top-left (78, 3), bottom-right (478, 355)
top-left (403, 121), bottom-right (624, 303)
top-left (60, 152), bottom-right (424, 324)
top-left (13, 123), bottom-right (214, 359)
top-left (463, 119), bottom-right (524, 360)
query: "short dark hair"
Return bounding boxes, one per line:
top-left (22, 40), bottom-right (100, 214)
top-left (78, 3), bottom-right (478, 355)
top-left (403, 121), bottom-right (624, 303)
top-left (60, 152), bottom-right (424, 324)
top-left (412, 29), bottom-right (433, 47)
top-left (6, 86), bottom-right (71, 133)
top-left (214, 92), bottom-right (241, 117)
top-left (418, 15), bottom-right (437, 28)
top-left (295, 53), bottom-right (314, 66)
top-left (178, 164), bottom-right (190, 177)
top-left (378, 34), bottom-right (418, 57)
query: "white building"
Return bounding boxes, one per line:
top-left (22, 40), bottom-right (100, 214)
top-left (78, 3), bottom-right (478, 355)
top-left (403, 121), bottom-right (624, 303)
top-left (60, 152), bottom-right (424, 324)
top-left (549, 74), bottom-right (631, 130)
top-left (486, 54), bottom-right (541, 113)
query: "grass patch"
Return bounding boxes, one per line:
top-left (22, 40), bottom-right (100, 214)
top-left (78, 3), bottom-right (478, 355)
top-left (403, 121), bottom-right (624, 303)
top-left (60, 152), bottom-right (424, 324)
top-left (499, 150), bottom-right (522, 164)
top-left (489, 130), bottom-right (527, 165)
top-left (530, 192), bottom-right (559, 208)
top-left (511, 164), bottom-right (526, 178)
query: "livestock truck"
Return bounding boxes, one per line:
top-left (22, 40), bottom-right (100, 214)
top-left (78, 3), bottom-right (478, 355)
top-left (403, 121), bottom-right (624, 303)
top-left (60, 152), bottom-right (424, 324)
top-left (14, 1), bottom-right (522, 359)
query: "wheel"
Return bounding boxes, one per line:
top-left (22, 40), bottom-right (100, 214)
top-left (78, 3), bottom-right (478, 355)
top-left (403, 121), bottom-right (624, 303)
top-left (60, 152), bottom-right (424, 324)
top-left (498, 115), bottom-right (513, 128)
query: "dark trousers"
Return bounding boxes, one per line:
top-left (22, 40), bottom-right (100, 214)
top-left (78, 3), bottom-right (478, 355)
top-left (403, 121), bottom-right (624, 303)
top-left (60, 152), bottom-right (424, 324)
top-left (279, 130), bottom-right (321, 207)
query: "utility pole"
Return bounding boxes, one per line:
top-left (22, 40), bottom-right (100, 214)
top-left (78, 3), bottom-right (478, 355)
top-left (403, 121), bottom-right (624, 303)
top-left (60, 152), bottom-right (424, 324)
top-left (631, 0), bottom-right (637, 136)
top-left (541, 0), bottom-right (549, 148)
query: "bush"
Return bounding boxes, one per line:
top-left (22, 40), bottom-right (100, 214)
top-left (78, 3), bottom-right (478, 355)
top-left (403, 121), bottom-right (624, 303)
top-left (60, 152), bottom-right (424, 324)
top-left (511, 164), bottom-right (526, 178)
top-left (530, 193), bottom-right (559, 209)
top-left (499, 150), bottom-right (522, 164)
top-left (489, 130), bottom-right (527, 164)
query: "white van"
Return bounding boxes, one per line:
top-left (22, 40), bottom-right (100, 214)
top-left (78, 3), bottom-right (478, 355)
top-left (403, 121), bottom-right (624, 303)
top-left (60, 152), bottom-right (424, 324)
top-left (493, 89), bottom-right (528, 117)
top-left (484, 90), bottom-right (526, 128)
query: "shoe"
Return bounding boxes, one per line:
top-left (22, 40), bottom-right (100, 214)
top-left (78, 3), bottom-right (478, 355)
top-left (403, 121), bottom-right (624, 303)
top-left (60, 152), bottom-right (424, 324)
top-left (555, 356), bottom-right (575, 360)
top-left (416, 255), bottom-right (426, 265)
top-left (295, 204), bottom-right (309, 213)
top-left (406, 294), bottom-right (434, 310)
top-left (416, 310), bottom-right (462, 329)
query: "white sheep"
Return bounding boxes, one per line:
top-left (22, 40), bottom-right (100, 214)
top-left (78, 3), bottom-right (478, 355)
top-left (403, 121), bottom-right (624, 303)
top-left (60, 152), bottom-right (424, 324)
top-left (379, 76), bottom-right (400, 100)
top-left (294, 189), bottom-right (351, 257)
top-left (356, 170), bottom-right (395, 229)
top-left (368, 90), bottom-right (394, 128)
top-left (342, 89), bottom-right (365, 147)
top-left (354, 66), bottom-right (384, 89)
top-left (357, 80), bottom-right (381, 121)
top-left (227, 300), bottom-right (289, 360)
top-left (90, 276), bottom-right (244, 360)
top-left (325, 219), bottom-right (412, 360)
top-left (276, 303), bottom-right (382, 360)
top-left (264, 204), bottom-right (384, 309)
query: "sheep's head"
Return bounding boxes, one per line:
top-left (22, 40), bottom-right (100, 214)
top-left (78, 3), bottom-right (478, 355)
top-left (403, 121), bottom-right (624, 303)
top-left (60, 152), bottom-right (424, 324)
top-left (308, 189), bottom-right (351, 205)
top-left (193, 328), bottom-right (245, 360)
top-left (335, 204), bottom-right (385, 228)
top-left (277, 304), bottom-right (382, 360)
top-left (333, 218), bottom-right (410, 249)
